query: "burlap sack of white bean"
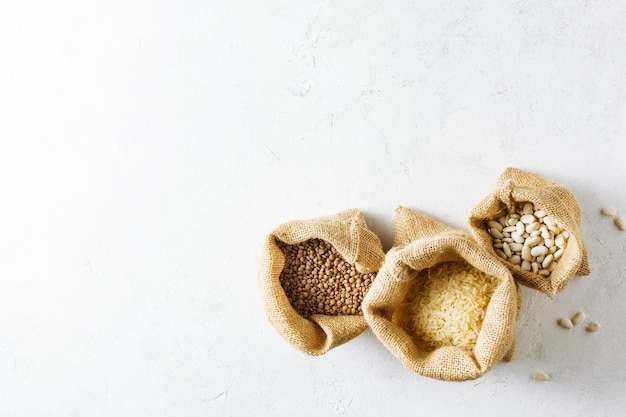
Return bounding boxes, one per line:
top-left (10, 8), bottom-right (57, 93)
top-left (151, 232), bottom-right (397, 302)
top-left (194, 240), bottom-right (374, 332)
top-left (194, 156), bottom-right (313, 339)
top-left (468, 167), bottom-right (590, 295)
top-left (258, 209), bottom-right (385, 355)
top-left (363, 207), bottom-right (521, 381)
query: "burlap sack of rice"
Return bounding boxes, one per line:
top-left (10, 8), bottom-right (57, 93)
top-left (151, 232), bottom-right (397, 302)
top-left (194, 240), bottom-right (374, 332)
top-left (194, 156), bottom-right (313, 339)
top-left (363, 207), bottom-right (521, 381)
top-left (468, 167), bottom-right (590, 295)
top-left (258, 208), bottom-right (386, 355)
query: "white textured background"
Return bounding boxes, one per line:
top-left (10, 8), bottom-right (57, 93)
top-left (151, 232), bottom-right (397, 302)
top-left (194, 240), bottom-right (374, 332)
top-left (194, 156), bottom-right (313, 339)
top-left (1, 1), bottom-right (626, 416)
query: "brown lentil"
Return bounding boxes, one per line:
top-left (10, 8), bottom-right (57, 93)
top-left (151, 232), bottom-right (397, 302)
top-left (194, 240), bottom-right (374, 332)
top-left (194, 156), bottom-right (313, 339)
top-left (276, 238), bottom-right (376, 318)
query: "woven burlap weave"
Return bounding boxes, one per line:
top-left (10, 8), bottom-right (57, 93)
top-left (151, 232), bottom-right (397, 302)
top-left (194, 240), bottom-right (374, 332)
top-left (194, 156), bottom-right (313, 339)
top-left (363, 207), bottom-right (521, 381)
top-left (258, 209), bottom-right (385, 355)
top-left (468, 167), bottom-right (590, 295)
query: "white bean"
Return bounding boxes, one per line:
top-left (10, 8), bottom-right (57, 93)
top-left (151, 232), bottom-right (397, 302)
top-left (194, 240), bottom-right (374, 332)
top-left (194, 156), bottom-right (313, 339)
top-left (531, 245), bottom-right (548, 257)
top-left (516, 221), bottom-right (525, 235)
top-left (586, 322), bottom-right (601, 332)
top-left (544, 216), bottom-right (557, 227)
top-left (523, 202), bottom-right (534, 215)
top-left (488, 220), bottom-right (503, 231)
top-left (555, 234), bottom-right (566, 248)
top-left (503, 242), bottom-right (512, 258)
top-left (571, 311), bottom-right (585, 326)
top-left (509, 242), bottom-right (524, 252)
top-left (542, 254), bottom-right (554, 269)
top-left (525, 236), bottom-right (542, 247)
top-left (558, 317), bottom-right (573, 329)
top-left (521, 214), bottom-right (536, 224)
top-left (511, 232), bottom-right (525, 244)
top-left (531, 262), bottom-right (540, 274)
top-left (601, 207), bottom-right (616, 217)
top-left (526, 222), bottom-right (540, 233)
top-left (509, 255), bottom-right (521, 265)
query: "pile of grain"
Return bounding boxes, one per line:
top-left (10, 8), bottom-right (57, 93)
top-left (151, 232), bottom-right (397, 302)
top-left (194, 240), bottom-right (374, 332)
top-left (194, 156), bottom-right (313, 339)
top-left (400, 261), bottom-right (498, 354)
top-left (276, 238), bottom-right (376, 318)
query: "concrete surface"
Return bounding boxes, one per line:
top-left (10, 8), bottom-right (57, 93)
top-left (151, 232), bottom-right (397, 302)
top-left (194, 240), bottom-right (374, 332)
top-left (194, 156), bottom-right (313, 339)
top-left (1, 1), bottom-right (625, 416)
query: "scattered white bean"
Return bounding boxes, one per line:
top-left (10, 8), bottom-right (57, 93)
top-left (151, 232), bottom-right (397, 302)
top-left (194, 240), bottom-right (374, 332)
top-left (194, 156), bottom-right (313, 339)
top-left (615, 217), bottom-right (626, 232)
top-left (571, 311), bottom-right (585, 326)
top-left (586, 322), bottom-right (601, 333)
top-left (557, 317), bottom-right (573, 329)
top-left (533, 371), bottom-right (550, 382)
top-left (600, 207), bottom-right (616, 217)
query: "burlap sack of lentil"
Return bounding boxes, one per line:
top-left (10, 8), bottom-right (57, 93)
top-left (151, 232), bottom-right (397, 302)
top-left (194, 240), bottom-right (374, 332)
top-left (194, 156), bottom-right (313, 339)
top-left (362, 207), bottom-right (521, 381)
top-left (258, 208), bottom-right (386, 355)
top-left (468, 167), bottom-right (590, 295)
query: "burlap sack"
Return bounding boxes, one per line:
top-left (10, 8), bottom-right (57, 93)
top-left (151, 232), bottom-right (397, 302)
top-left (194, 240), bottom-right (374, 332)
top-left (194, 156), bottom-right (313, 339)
top-left (258, 208), bottom-right (386, 355)
top-left (363, 207), bottom-right (521, 381)
top-left (468, 167), bottom-right (590, 295)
